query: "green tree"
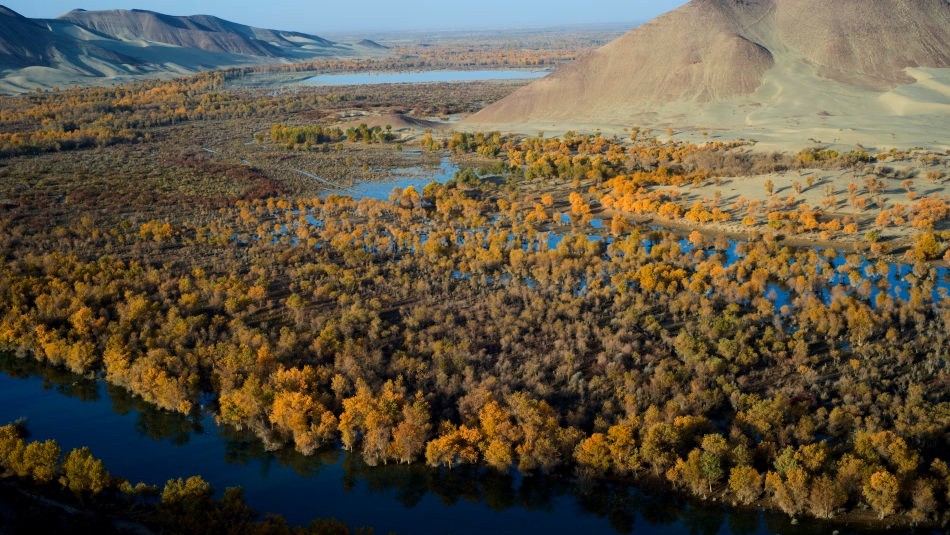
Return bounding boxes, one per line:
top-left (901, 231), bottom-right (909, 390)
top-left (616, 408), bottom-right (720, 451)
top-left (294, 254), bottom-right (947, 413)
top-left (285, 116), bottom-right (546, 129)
top-left (160, 475), bottom-right (215, 531)
top-left (700, 450), bottom-right (724, 494)
top-left (641, 422), bottom-right (679, 476)
top-left (0, 424), bottom-right (25, 469)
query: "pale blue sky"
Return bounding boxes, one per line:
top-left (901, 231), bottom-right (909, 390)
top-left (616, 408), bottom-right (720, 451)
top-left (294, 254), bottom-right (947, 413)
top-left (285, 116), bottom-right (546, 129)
top-left (2, 1), bottom-right (689, 33)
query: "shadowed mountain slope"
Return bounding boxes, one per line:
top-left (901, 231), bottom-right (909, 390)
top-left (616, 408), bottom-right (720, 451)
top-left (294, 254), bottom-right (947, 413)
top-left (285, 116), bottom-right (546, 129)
top-left (57, 8), bottom-right (334, 57)
top-left (0, 6), bottom-right (136, 70)
top-left (0, 5), bottom-right (386, 94)
top-left (356, 39), bottom-right (389, 50)
top-left (0, 6), bottom-right (55, 67)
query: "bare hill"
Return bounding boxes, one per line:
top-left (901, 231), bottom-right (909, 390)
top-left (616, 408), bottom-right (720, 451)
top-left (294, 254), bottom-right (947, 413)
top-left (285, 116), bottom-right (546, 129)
top-left (0, 6), bottom-right (386, 94)
top-left (0, 5), bottom-right (136, 70)
top-left (57, 9), bottom-right (333, 57)
top-left (467, 0), bottom-right (950, 146)
top-left (356, 39), bottom-right (389, 50)
top-left (0, 6), bottom-right (53, 67)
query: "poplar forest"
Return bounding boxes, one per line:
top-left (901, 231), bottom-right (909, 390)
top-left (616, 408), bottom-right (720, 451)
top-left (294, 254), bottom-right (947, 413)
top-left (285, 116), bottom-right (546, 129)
top-left (1, 63), bottom-right (950, 533)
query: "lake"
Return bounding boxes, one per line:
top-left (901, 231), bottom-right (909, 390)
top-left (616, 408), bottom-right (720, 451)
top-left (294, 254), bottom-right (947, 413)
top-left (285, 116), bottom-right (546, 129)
top-left (0, 353), bottom-right (877, 535)
top-left (303, 70), bottom-right (550, 86)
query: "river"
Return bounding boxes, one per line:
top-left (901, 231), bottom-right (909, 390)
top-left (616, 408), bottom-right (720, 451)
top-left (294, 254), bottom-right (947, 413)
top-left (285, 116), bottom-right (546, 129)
top-left (302, 70), bottom-right (550, 86)
top-left (0, 353), bottom-right (889, 535)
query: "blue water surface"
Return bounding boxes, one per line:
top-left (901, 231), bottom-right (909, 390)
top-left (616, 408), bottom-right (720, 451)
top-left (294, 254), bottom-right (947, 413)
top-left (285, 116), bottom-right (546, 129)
top-left (0, 354), bottom-right (884, 535)
top-left (304, 70), bottom-right (549, 86)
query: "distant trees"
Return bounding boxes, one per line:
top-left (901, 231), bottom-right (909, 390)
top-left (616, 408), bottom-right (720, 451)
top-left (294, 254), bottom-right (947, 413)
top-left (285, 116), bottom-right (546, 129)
top-left (270, 123), bottom-right (344, 149)
top-left (0, 422), bottom-right (380, 533)
top-left (344, 123), bottom-right (395, 144)
top-left (3, 175), bottom-right (949, 525)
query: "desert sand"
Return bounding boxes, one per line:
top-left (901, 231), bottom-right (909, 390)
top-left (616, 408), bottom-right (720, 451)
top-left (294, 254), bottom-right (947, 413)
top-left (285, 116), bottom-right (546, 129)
top-left (335, 112), bottom-right (442, 132)
top-left (465, 0), bottom-right (950, 153)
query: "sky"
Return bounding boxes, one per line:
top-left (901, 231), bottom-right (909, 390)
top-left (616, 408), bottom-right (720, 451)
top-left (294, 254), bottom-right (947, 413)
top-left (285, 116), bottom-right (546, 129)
top-left (2, 0), bottom-right (690, 33)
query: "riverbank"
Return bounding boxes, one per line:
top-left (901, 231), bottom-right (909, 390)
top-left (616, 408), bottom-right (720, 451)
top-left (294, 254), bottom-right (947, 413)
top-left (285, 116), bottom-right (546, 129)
top-left (1, 356), bottom-right (944, 535)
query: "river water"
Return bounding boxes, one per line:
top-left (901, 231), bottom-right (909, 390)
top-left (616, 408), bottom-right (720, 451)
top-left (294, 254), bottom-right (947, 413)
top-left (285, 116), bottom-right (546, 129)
top-left (0, 353), bottom-right (891, 535)
top-left (302, 70), bottom-right (550, 86)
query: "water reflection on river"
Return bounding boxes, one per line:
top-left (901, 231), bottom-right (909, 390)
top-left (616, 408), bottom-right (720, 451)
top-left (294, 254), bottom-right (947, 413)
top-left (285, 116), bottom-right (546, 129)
top-left (0, 353), bottom-right (886, 535)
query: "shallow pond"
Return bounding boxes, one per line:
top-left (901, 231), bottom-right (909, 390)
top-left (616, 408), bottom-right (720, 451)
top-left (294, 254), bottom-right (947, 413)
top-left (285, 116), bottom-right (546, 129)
top-left (350, 156), bottom-right (459, 200)
top-left (293, 156), bottom-right (459, 201)
top-left (303, 70), bottom-right (550, 86)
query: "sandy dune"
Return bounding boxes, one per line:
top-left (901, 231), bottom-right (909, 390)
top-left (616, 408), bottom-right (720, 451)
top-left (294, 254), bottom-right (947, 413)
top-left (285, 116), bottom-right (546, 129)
top-left (336, 112), bottom-right (441, 132)
top-left (466, 0), bottom-right (950, 151)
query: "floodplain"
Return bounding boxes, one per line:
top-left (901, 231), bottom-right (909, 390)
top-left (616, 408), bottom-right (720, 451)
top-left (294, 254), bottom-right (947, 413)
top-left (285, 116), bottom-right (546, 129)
top-left (0, 25), bottom-right (949, 535)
